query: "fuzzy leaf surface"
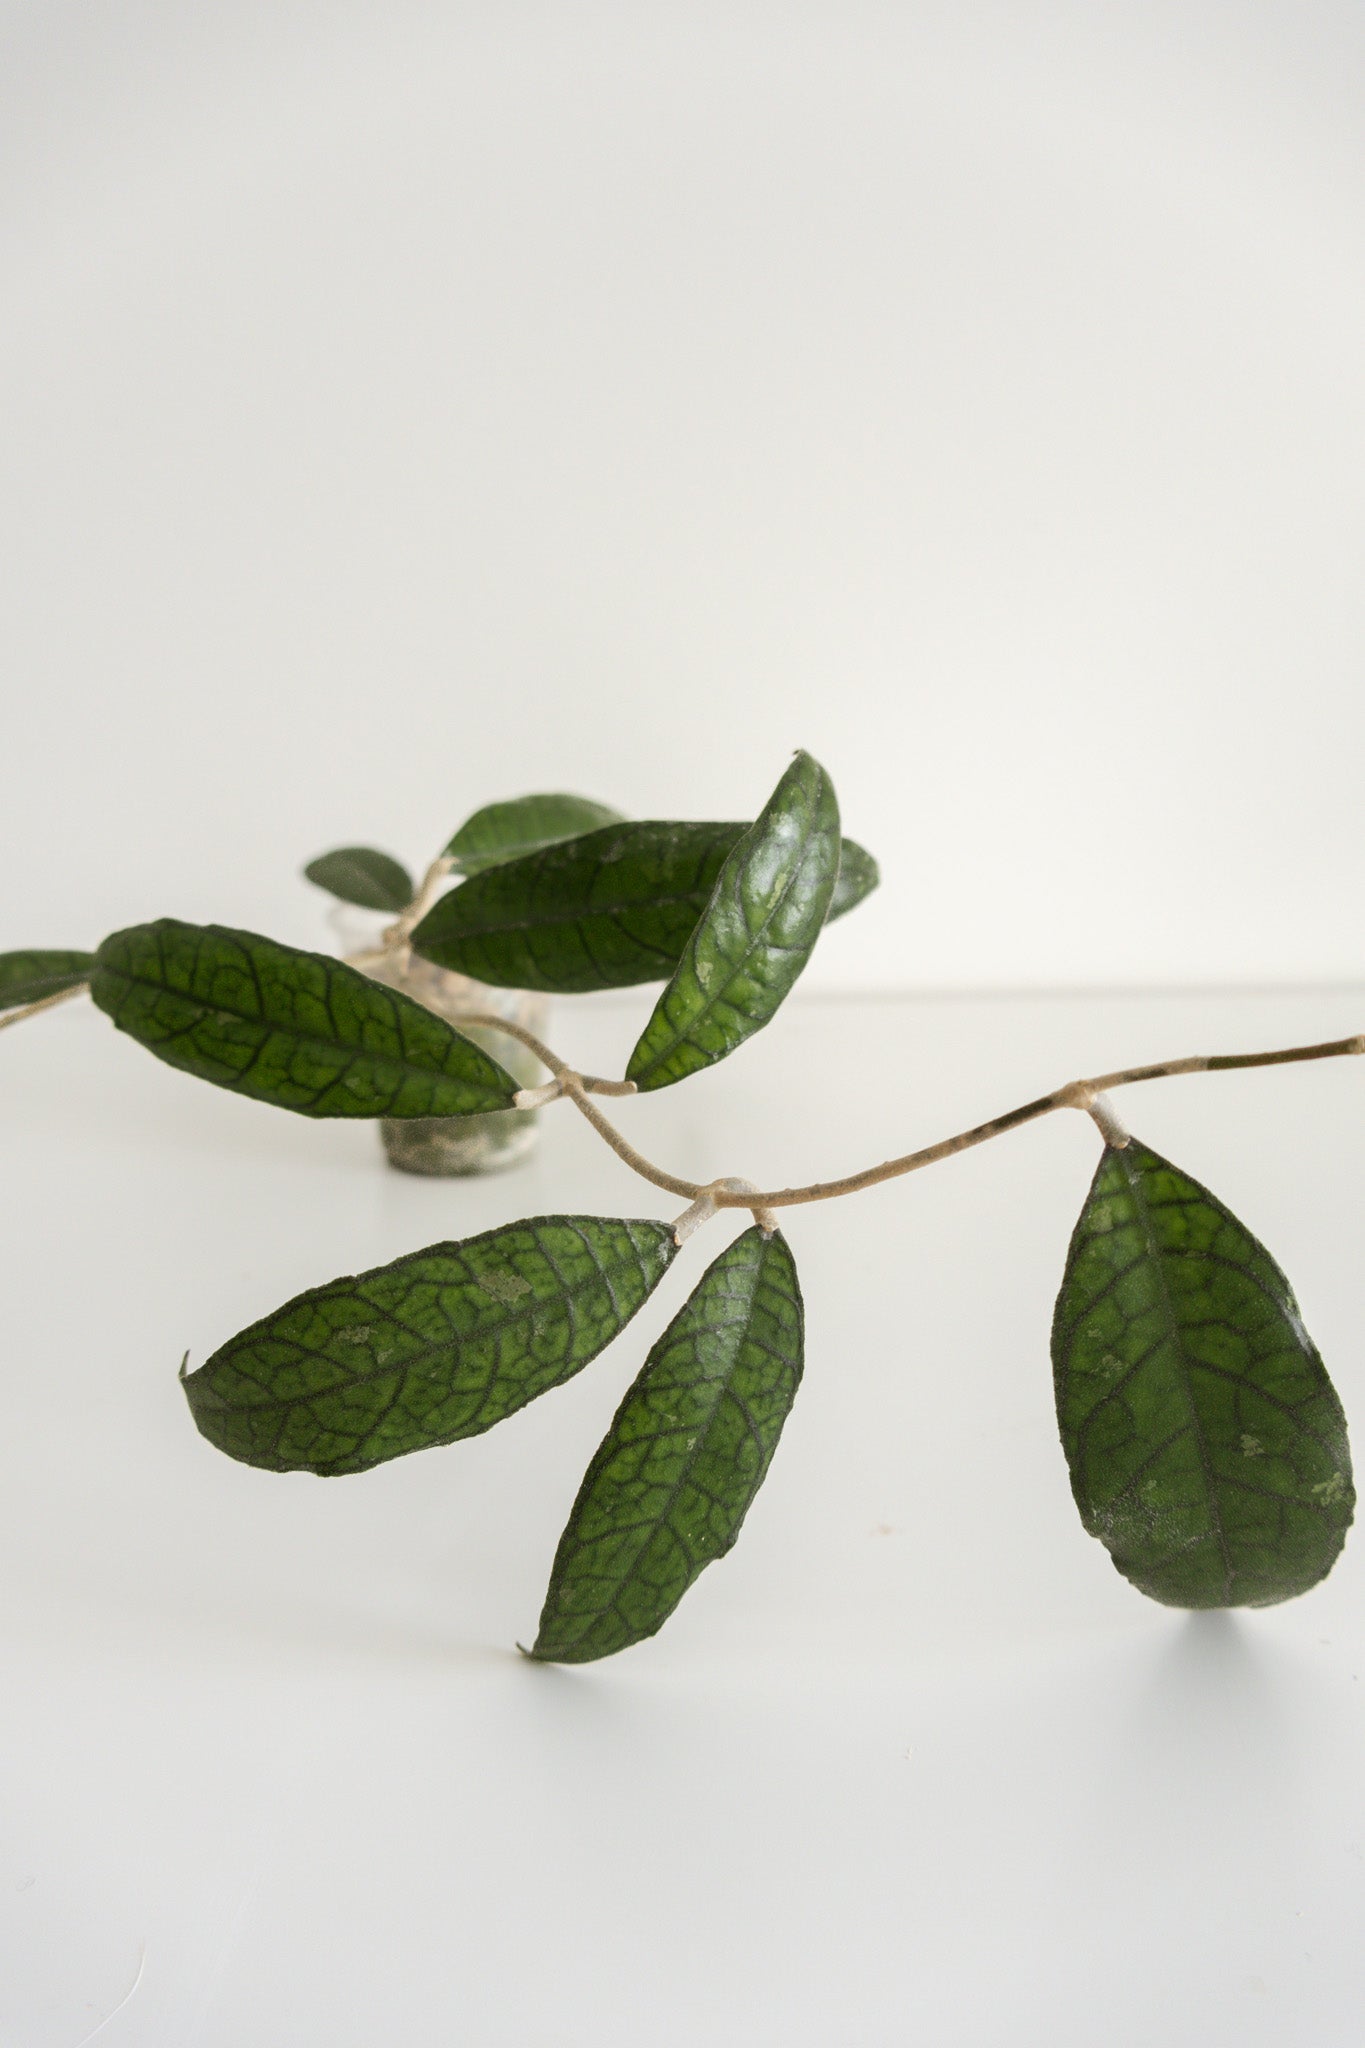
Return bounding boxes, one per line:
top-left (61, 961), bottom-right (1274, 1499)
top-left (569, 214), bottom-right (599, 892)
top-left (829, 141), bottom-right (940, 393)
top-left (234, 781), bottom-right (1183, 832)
top-left (1052, 1139), bottom-right (1353, 1608)
top-left (90, 919), bottom-right (517, 1117)
top-left (625, 752), bottom-right (840, 1091)
top-left (532, 1225), bottom-right (803, 1662)
top-left (303, 846), bottom-right (414, 912)
top-left (0, 949), bottom-right (95, 1010)
top-left (183, 1216), bottom-right (678, 1475)
top-left (410, 820), bottom-right (876, 993)
top-left (444, 793), bottom-right (626, 875)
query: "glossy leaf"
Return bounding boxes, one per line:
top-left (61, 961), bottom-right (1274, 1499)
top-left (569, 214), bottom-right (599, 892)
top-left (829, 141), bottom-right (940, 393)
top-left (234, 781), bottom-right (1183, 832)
top-left (183, 1216), bottom-right (678, 1475)
top-left (410, 820), bottom-right (877, 994)
top-left (90, 919), bottom-right (517, 1117)
top-left (412, 820), bottom-right (742, 992)
top-left (303, 846), bottom-right (414, 913)
top-left (445, 793), bottom-right (626, 875)
top-left (1052, 1138), bottom-right (1354, 1608)
top-left (626, 752), bottom-right (840, 1092)
top-left (532, 1225), bottom-right (804, 1662)
top-left (0, 949), bottom-right (95, 1011)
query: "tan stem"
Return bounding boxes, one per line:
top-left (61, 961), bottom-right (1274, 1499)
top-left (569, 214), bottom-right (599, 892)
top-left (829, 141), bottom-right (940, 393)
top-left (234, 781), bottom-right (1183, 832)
top-left (455, 1013), bottom-right (1365, 1217)
top-left (0, 982), bottom-right (90, 1033)
top-left (381, 855), bottom-right (456, 952)
top-left (460, 1011), bottom-right (572, 1080)
top-left (560, 1075), bottom-right (702, 1200)
top-left (709, 1031), bottom-right (1365, 1210)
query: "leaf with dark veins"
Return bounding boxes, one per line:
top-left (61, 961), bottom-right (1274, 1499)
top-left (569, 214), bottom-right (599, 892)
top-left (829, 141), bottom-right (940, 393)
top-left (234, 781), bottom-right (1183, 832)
top-left (412, 820), bottom-right (745, 992)
top-left (532, 1225), bottom-right (804, 1662)
top-left (183, 1216), bottom-right (679, 1474)
top-left (1052, 1138), bottom-right (1353, 1608)
top-left (90, 919), bottom-right (517, 1117)
top-left (625, 751), bottom-right (840, 1091)
top-left (409, 819), bottom-right (877, 995)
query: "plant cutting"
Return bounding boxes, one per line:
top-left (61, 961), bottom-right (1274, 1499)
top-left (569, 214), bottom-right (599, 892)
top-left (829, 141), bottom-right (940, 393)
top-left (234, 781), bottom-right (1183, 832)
top-left (2, 751), bottom-right (1355, 1661)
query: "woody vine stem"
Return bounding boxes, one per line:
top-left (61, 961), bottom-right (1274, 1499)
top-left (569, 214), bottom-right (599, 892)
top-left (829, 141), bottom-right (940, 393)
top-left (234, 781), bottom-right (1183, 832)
top-left (464, 1007), bottom-right (1365, 1238)
top-left (6, 758), bottom-right (1357, 1648)
top-left (6, 964), bottom-right (1361, 1238)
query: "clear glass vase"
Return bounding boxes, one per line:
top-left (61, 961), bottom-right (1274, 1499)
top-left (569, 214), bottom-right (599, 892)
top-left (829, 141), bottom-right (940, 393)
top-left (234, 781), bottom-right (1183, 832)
top-left (331, 910), bottom-right (548, 1177)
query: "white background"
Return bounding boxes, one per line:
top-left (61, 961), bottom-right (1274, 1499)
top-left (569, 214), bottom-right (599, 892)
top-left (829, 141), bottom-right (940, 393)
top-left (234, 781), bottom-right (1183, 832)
top-left (4, 989), bottom-right (1365, 2045)
top-left (3, 0), bottom-right (1365, 986)
top-left (5, 7), bottom-right (1365, 2045)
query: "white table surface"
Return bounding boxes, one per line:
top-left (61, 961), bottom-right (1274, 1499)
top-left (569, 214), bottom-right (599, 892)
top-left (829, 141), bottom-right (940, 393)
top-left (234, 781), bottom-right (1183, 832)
top-left (4, 986), bottom-right (1364, 2047)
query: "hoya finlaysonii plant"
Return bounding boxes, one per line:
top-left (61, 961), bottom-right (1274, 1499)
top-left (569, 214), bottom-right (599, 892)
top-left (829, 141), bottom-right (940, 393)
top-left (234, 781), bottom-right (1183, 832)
top-left (2, 752), bottom-right (1355, 1660)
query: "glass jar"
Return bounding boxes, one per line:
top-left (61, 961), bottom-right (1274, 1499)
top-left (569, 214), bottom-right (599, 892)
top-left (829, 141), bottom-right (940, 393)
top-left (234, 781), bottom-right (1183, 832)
top-left (330, 909), bottom-right (549, 1176)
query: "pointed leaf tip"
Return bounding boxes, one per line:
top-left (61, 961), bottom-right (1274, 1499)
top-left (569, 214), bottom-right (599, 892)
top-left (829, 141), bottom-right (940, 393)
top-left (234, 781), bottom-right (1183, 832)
top-left (90, 919), bottom-right (518, 1117)
top-left (183, 1216), bottom-right (679, 1475)
top-left (624, 753), bottom-right (840, 1092)
top-left (444, 793), bottom-right (627, 874)
top-left (1052, 1138), bottom-right (1353, 1609)
top-left (410, 818), bottom-right (874, 995)
top-left (532, 1225), bottom-right (804, 1663)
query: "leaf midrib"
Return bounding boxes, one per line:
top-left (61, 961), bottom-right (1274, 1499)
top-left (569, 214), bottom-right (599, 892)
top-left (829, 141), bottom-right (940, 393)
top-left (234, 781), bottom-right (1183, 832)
top-left (195, 1234), bottom-right (664, 1414)
top-left (545, 1244), bottom-right (802, 1655)
top-left (1117, 1147), bottom-right (1236, 1599)
top-left (633, 778), bottom-right (831, 1079)
top-left (96, 958), bottom-right (509, 1101)
top-left (554, 1313), bottom-right (762, 1649)
top-left (429, 829), bottom-right (744, 942)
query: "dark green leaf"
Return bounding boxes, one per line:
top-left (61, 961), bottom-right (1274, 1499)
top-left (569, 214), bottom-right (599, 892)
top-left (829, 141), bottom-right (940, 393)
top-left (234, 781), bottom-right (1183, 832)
top-left (444, 793), bottom-right (626, 875)
top-left (410, 820), bottom-right (876, 994)
top-left (0, 949), bottom-right (95, 1011)
top-left (303, 846), bottom-right (414, 913)
top-left (828, 838), bottom-right (879, 922)
top-left (1052, 1138), bottom-right (1353, 1608)
top-left (626, 752), bottom-right (840, 1092)
top-left (532, 1225), bottom-right (804, 1662)
top-left (183, 1215), bottom-right (678, 1475)
top-left (90, 919), bottom-right (517, 1117)
top-left (412, 820), bottom-right (742, 992)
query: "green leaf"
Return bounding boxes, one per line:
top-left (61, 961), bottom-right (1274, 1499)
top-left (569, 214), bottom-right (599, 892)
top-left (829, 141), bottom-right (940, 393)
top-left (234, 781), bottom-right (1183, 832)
top-left (532, 1224), bottom-right (804, 1663)
top-left (828, 837), bottom-right (879, 923)
top-left (625, 752), bottom-right (840, 1092)
top-left (444, 793), bottom-right (627, 875)
top-left (412, 820), bottom-right (742, 992)
top-left (0, 949), bottom-right (95, 1011)
top-left (303, 847), bottom-right (414, 913)
top-left (410, 819), bottom-right (877, 995)
top-left (90, 919), bottom-right (518, 1117)
top-left (182, 1215), bottom-right (678, 1475)
top-left (1052, 1138), bottom-right (1354, 1608)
